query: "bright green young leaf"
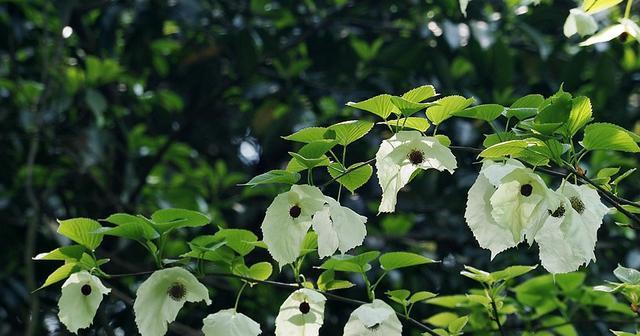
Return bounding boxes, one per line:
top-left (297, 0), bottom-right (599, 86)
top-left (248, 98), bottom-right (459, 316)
top-left (563, 96), bottom-right (592, 137)
top-left (328, 120), bottom-right (374, 146)
top-left (435, 134), bottom-right (451, 146)
top-left (236, 261), bottom-right (273, 281)
top-left (386, 289), bottom-right (411, 305)
top-left (454, 104), bottom-right (504, 121)
top-left (426, 312), bottom-right (460, 328)
top-left (98, 213), bottom-right (159, 240)
top-left (327, 162), bottom-right (373, 193)
top-left (490, 265), bottom-right (538, 282)
top-left (401, 85), bottom-right (437, 102)
top-left (38, 262), bottom-right (79, 290)
top-left (390, 96), bottom-right (434, 117)
top-left (151, 208), bottom-right (211, 233)
top-left (535, 91), bottom-right (572, 125)
top-left (378, 117), bottom-right (431, 132)
top-left (479, 138), bottom-right (549, 164)
top-left (483, 132), bottom-right (519, 148)
top-left (33, 245), bottom-right (85, 262)
top-left (317, 269), bottom-right (355, 291)
top-left (346, 94), bottom-right (399, 119)
top-left (593, 167), bottom-right (621, 185)
top-left (506, 94), bottom-right (544, 119)
top-left (241, 169), bottom-right (301, 187)
top-left (288, 139), bottom-right (337, 170)
top-left (286, 154), bottom-right (330, 172)
top-left (214, 229), bottom-right (259, 256)
top-left (426, 96), bottom-right (475, 125)
top-left (181, 237), bottom-right (234, 263)
top-left (57, 218), bottom-right (103, 251)
top-left (409, 291), bottom-right (437, 304)
top-left (582, 0), bottom-right (623, 13)
top-left (582, 123), bottom-right (640, 153)
top-left (379, 252), bottom-right (435, 271)
top-left (300, 231), bottom-right (318, 256)
top-left (612, 168), bottom-right (636, 186)
top-left (448, 316), bottom-right (469, 334)
top-left (319, 251), bottom-right (380, 273)
top-left (460, 265), bottom-right (492, 283)
top-left (283, 127), bottom-right (330, 143)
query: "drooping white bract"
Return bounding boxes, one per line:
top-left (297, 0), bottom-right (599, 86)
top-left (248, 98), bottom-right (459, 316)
top-left (563, 8), bottom-right (597, 37)
top-left (261, 185), bottom-right (326, 266)
top-left (275, 288), bottom-right (326, 336)
top-left (375, 131), bottom-right (457, 213)
top-left (58, 271), bottom-right (110, 334)
top-left (202, 309), bottom-right (261, 336)
top-left (134, 267), bottom-right (211, 336)
top-left (343, 299), bottom-right (402, 336)
top-left (311, 196), bottom-right (367, 258)
top-left (536, 182), bottom-right (609, 273)
top-left (580, 18), bottom-right (640, 46)
top-left (465, 159), bottom-right (552, 258)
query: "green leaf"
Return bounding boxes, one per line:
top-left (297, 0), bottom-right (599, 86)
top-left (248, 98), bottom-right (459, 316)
top-left (612, 168), bottom-right (636, 186)
top-left (448, 316), bottom-right (469, 334)
top-left (378, 117), bottom-right (431, 132)
top-left (563, 96), bottom-right (593, 137)
top-left (582, 123), bottom-right (640, 153)
top-left (328, 120), bottom-right (374, 146)
top-left (390, 96), bottom-right (434, 117)
top-left (535, 91), bottom-right (572, 126)
top-left (401, 85), bottom-right (437, 102)
top-left (98, 213), bottom-right (160, 240)
top-left (483, 132), bottom-right (518, 148)
top-left (151, 208), bottom-right (211, 234)
top-left (300, 231), bottom-right (318, 256)
top-left (454, 104), bottom-right (504, 121)
top-left (57, 218), bottom-right (103, 251)
top-left (214, 229), bottom-right (259, 256)
top-left (33, 245), bottom-right (85, 261)
top-left (490, 265), bottom-right (537, 282)
top-left (38, 262), bottom-right (79, 289)
top-left (317, 269), bottom-right (355, 291)
top-left (460, 265), bottom-right (492, 283)
top-left (409, 291), bottom-right (437, 304)
top-left (379, 252), bottom-right (435, 271)
top-left (506, 94), bottom-right (544, 119)
top-left (346, 94), bottom-right (399, 119)
top-left (426, 96), bottom-right (475, 125)
top-left (479, 138), bottom-right (550, 165)
top-left (583, 0), bottom-right (623, 13)
top-left (244, 262), bottom-right (273, 281)
top-left (241, 169), bottom-right (301, 187)
top-left (181, 237), bottom-right (234, 263)
top-left (435, 134), bottom-right (451, 147)
top-left (319, 251), bottom-right (380, 273)
top-left (288, 139), bottom-right (337, 170)
top-left (283, 127), bottom-right (330, 143)
top-left (426, 312), bottom-right (460, 328)
top-left (614, 265), bottom-right (640, 285)
top-left (386, 289), bottom-right (411, 305)
top-left (327, 162), bottom-right (373, 193)
top-left (593, 167), bottom-right (621, 185)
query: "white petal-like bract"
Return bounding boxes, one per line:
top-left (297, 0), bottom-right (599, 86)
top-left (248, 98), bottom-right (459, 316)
top-left (262, 185), bottom-right (326, 266)
top-left (202, 309), bottom-right (261, 336)
top-left (343, 299), bottom-right (402, 336)
top-left (58, 271), bottom-right (110, 334)
top-left (275, 288), bottom-right (326, 336)
top-left (312, 196), bottom-right (367, 258)
top-left (563, 8), bottom-right (597, 37)
top-left (376, 131), bottom-right (457, 213)
top-left (536, 182), bottom-right (608, 273)
top-left (134, 267), bottom-right (211, 336)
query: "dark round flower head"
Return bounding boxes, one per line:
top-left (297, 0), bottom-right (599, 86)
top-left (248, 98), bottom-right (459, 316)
top-left (167, 282), bottom-right (187, 301)
top-left (81, 284), bottom-right (92, 296)
top-left (407, 149), bottom-right (424, 165)
top-left (520, 183), bottom-right (533, 197)
top-left (570, 196), bottom-right (585, 214)
top-left (289, 205), bottom-right (302, 218)
top-left (298, 301), bottom-right (310, 314)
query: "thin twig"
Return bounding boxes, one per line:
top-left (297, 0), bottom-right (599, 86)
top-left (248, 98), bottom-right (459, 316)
top-left (490, 297), bottom-right (507, 336)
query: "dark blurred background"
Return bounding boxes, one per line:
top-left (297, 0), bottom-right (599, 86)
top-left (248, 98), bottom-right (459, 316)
top-left (1, 0), bottom-right (639, 335)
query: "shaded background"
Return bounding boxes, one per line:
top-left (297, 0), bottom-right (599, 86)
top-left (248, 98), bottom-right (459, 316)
top-left (1, 0), bottom-right (639, 335)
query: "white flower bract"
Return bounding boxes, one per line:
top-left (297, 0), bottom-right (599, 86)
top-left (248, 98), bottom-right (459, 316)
top-left (343, 299), bottom-right (402, 336)
top-left (580, 18), bottom-right (640, 46)
top-left (261, 185), bottom-right (326, 266)
top-left (536, 182), bottom-right (609, 273)
top-left (375, 131), bottom-right (457, 213)
top-left (312, 196), bottom-right (367, 258)
top-left (202, 309), bottom-right (261, 336)
top-left (57, 271), bottom-right (110, 334)
top-left (134, 267), bottom-right (211, 336)
top-left (563, 8), bottom-right (597, 37)
top-left (275, 288), bottom-right (326, 336)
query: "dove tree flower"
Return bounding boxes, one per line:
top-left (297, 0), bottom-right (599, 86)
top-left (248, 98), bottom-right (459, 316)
top-left (275, 288), bottom-right (326, 336)
top-left (134, 267), bottom-right (211, 336)
top-left (261, 184), bottom-right (326, 266)
top-left (202, 309), bottom-right (261, 336)
top-left (465, 159), bottom-right (553, 258)
top-left (536, 182), bottom-right (609, 273)
top-left (58, 271), bottom-right (110, 334)
top-left (343, 299), bottom-right (402, 336)
top-left (580, 18), bottom-right (640, 46)
top-left (311, 196), bottom-right (367, 258)
top-left (376, 131), bottom-right (457, 213)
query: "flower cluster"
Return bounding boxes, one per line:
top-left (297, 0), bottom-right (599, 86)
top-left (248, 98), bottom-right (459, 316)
top-left (465, 159), bottom-right (609, 273)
